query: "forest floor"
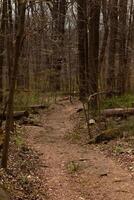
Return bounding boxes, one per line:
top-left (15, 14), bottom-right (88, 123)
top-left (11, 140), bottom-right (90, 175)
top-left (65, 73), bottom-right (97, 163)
top-left (24, 99), bottom-right (134, 200)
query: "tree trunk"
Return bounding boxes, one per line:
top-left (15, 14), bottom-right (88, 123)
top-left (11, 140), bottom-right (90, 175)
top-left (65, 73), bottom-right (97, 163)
top-left (0, 0), bottom-right (8, 102)
top-left (125, 0), bottom-right (134, 91)
top-left (1, 1), bottom-right (26, 169)
top-left (107, 0), bottom-right (118, 95)
top-left (88, 0), bottom-right (101, 106)
top-left (99, 0), bottom-right (109, 67)
top-left (117, 0), bottom-right (128, 94)
top-left (77, 0), bottom-right (88, 101)
top-left (7, 0), bottom-right (13, 85)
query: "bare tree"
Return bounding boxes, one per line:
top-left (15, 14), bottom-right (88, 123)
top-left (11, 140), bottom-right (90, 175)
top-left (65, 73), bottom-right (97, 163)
top-left (2, 0), bottom-right (26, 168)
top-left (88, 0), bottom-right (101, 106)
top-left (107, 0), bottom-right (118, 95)
top-left (117, 0), bottom-right (128, 94)
top-left (77, 0), bottom-right (88, 100)
top-left (0, 0), bottom-right (8, 102)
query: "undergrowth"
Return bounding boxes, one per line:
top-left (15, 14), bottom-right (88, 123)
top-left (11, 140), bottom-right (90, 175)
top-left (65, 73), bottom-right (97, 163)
top-left (102, 94), bottom-right (134, 109)
top-left (1, 91), bottom-right (58, 111)
top-left (66, 161), bottom-right (80, 173)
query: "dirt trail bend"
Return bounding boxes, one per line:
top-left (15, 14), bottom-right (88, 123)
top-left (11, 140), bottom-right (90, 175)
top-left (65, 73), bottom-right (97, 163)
top-left (25, 101), bottom-right (134, 200)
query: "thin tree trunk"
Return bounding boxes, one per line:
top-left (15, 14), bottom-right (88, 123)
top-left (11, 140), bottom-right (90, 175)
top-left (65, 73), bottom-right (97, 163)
top-left (1, 1), bottom-right (26, 169)
top-left (107, 0), bottom-right (118, 95)
top-left (0, 0), bottom-right (8, 102)
top-left (7, 0), bottom-right (13, 85)
top-left (125, 0), bottom-right (133, 91)
top-left (88, 0), bottom-right (101, 106)
top-left (77, 0), bottom-right (88, 100)
top-left (117, 0), bottom-right (128, 94)
top-left (99, 0), bottom-right (109, 67)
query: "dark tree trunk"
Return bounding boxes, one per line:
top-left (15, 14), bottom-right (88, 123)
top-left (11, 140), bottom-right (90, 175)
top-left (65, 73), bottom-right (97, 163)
top-left (107, 0), bottom-right (118, 95)
top-left (88, 0), bottom-right (101, 106)
top-left (77, 0), bottom-right (88, 101)
top-left (99, 0), bottom-right (109, 67)
top-left (7, 0), bottom-right (13, 85)
top-left (125, 0), bottom-right (133, 91)
top-left (0, 0), bottom-right (8, 102)
top-left (117, 0), bottom-right (128, 94)
top-left (1, 1), bottom-right (26, 169)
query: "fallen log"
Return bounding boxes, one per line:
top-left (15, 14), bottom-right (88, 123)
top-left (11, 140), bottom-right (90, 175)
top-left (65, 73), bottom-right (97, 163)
top-left (101, 108), bottom-right (134, 117)
top-left (29, 104), bottom-right (47, 109)
top-left (0, 110), bottom-right (29, 120)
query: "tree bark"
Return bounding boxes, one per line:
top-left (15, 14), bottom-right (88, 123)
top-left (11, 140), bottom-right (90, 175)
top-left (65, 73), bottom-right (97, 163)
top-left (1, 1), bottom-right (26, 169)
top-left (99, 0), bottom-right (109, 67)
top-left (0, 110), bottom-right (29, 120)
top-left (125, 0), bottom-right (134, 91)
top-left (0, 0), bottom-right (8, 102)
top-left (107, 0), bottom-right (118, 95)
top-left (88, 0), bottom-right (101, 106)
top-left (77, 0), bottom-right (88, 100)
top-left (102, 108), bottom-right (134, 117)
top-left (117, 0), bottom-right (128, 94)
top-left (7, 0), bottom-right (13, 85)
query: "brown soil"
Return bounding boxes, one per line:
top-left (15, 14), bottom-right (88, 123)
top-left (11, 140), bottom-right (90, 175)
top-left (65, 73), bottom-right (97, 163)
top-left (24, 100), bottom-right (134, 200)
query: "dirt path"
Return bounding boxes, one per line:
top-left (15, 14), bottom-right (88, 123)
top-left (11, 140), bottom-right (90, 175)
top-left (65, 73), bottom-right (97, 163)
top-left (25, 101), bottom-right (134, 200)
